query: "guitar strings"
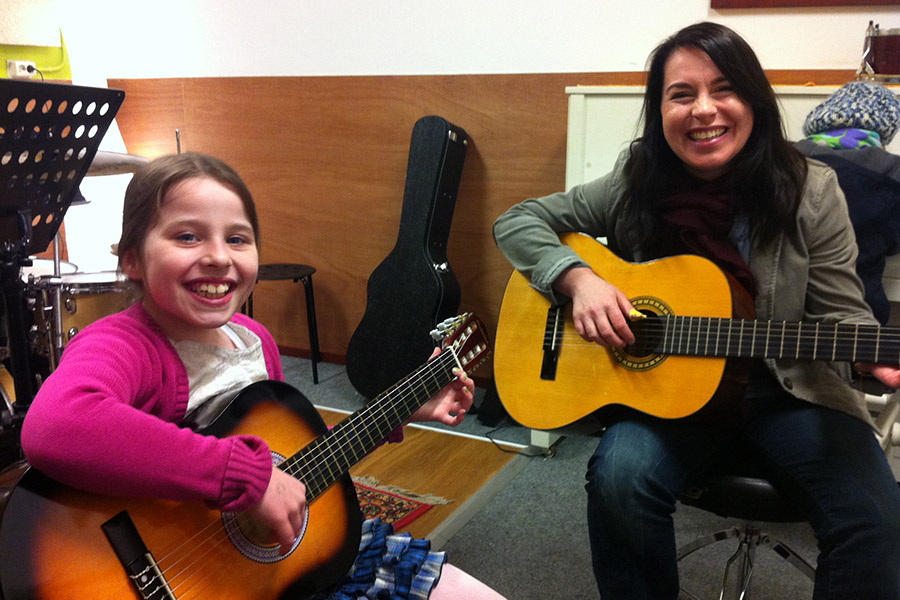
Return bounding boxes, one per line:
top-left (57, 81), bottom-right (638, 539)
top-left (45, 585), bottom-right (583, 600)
top-left (154, 505), bottom-right (264, 597)
top-left (541, 332), bottom-right (900, 355)
top-left (303, 330), bottom-right (483, 486)
top-left (146, 347), bottom-right (464, 597)
top-left (544, 327), bottom-right (900, 342)
top-left (542, 327), bottom-right (900, 345)
top-left (284, 350), bottom-right (459, 494)
top-left (539, 317), bottom-right (900, 361)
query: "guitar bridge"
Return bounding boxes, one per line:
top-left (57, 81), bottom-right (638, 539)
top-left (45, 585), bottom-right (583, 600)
top-left (102, 511), bottom-right (176, 600)
top-left (540, 304), bottom-right (564, 380)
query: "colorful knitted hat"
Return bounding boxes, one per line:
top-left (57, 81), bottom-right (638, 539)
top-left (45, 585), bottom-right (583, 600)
top-left (802, 81), bottom-right (900, 145)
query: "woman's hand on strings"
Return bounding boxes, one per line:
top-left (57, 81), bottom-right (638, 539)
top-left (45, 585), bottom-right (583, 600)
top-left (555, 266), bottom-right (636, 348)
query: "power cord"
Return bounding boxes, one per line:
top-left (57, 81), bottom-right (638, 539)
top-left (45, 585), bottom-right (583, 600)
top-left (484, 417), bottom-right (563, 458)
top-left (26, 64), bottom-right (44, 81)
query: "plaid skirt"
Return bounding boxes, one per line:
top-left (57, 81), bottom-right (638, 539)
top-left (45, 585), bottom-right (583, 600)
top-left (311, 518), bottom-right (446, 600)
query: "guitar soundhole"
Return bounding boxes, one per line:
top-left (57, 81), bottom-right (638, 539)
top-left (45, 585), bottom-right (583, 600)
top-left (611, 297), bottom-right (670, 371)
top-left (221, 451), bottom-right (309, 564)
top-left (627, 312), bottom-right (663, 357)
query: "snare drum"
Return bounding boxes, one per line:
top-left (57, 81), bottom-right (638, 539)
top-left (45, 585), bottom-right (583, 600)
top-left (20, 259), bottom-right (77, 282)
top-left (57, 271), bottom-right (133, 341)
top-left (28, 271), bottom-right (133, 369)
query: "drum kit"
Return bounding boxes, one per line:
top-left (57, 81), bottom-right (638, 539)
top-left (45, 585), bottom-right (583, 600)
top-left (20, 255), bottom-right (133, 373)
top-left (0, 79), bottom-right (131, 466)
top-left (0, 152), bottom-right (146, 467)
top-left (18, 150), bottom-right (147, 373)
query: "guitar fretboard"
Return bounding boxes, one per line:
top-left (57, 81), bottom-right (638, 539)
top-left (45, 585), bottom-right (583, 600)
top-left (279, 350), bottom-right (460, 502)
top-left (632, 315), bottom-right (900, 364)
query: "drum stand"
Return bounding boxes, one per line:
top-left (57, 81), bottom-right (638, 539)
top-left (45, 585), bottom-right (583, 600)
top-left (0, 218), bottom-right (37, 427)
top-left (27, 231), bottom-right (72, 372)
top-left (0, 79), bottom-right (124, 458)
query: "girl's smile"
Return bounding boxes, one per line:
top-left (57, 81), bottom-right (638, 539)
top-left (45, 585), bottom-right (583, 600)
top-left (121, 177), bottom-right (259, 346)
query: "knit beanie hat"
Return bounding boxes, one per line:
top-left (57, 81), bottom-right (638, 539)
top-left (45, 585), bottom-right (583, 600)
top-left (802, 81), bottom-right (900, 145)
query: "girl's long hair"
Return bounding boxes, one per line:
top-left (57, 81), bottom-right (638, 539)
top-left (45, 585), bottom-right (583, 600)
top-left (117, 152), bottom-right (260, 271)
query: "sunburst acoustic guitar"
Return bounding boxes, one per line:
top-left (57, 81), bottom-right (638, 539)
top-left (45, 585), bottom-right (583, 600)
top-left (0, 313), bottom-right (490, 600)
top-left (494, 232), bottom-right (898, 431)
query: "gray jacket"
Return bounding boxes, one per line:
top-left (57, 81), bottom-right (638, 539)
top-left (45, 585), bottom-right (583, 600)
top-left (493, 153), bottom-right (877, 424)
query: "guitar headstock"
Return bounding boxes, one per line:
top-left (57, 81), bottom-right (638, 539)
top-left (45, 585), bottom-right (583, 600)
top-left (431, 313), bottom-right (492, 372)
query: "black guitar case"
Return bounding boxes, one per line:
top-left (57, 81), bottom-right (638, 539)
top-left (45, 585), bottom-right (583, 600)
top-left (346, 116), bottom-right (468, 400)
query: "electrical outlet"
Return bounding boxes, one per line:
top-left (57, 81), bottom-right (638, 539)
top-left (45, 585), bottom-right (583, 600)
top-left (6, 60), bottom-right (36, 80)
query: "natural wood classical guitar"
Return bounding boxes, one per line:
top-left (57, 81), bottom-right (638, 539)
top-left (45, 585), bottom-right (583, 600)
top-left (0, 314), bottom-right (489, 600)
top-left (494, 232), bottom-right (898, 431)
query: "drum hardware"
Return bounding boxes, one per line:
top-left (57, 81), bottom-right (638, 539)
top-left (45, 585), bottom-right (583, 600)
top-left (86, 150), bottom-right (149, 177)
top-left (62, 293), bottom-right (85, 342)
top-left (26, 270), bottom-right (131, 368)
top-left (0, 216), bottom-right (39, 421)
top-left (0, 78), bottom-right (125, 435)
top-left (50, 275), bottom-right (64, 366)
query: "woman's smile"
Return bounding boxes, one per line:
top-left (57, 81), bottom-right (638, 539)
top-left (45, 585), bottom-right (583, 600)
top-left (661, 47), bottom-right (753, 180)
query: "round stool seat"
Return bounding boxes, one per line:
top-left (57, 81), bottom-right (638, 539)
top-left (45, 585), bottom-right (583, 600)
top-left (680, 446), bottom-right (806, 523)
top-left (257, 263), bottom-right (315, 281)
top-left (681, 473), bottom-right (805, 523)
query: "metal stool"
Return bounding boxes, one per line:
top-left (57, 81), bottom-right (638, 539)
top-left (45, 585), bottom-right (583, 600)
top-left (676, 449), bottom-right (815, 599)
top-left (247, 263), bottom-right (320, 384)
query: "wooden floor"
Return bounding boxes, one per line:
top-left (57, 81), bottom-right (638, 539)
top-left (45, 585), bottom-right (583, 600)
top-left (319, 409), bottom-right (523, 542)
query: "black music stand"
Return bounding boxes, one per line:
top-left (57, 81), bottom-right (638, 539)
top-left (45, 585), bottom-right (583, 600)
top-left (0, 79), bottom-right (124, 426)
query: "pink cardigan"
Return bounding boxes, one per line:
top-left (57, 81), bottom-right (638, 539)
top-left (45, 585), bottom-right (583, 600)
top-left (20, 303), bottom-right (284, 513)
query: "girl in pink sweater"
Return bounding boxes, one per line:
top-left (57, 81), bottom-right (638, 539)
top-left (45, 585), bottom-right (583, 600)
top-left (21, 153), bottom-right (504, 599)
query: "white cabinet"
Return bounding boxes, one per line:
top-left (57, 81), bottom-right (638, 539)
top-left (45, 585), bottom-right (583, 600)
top-left (564, 85), bottom-right (899, 190)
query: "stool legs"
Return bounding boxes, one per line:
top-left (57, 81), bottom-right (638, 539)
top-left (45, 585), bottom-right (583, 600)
top-left (677, 525), bottom-right (815, 599)
top-left (245, 271), bottom-right (321, 384)
top-left (298, 274), bottom-right (320, 384)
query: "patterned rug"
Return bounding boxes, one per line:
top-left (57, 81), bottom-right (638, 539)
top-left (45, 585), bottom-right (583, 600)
top-left (352, 475), bottom-right (452, 530)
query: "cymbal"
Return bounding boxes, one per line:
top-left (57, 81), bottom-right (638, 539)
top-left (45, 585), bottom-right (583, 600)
top-left (87, 151), bottom-right (149, 176)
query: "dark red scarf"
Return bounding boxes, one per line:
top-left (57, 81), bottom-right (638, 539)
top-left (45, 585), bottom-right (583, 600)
top-left (655, 183), bottom-right (757, 297)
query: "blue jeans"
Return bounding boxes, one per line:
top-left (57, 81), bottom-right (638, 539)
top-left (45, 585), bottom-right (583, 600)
top-left (585, 390), bottom-right (900, 599)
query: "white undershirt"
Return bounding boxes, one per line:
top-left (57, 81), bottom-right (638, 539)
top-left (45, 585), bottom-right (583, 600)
top-left (174, 322), bottom-right (269, 421)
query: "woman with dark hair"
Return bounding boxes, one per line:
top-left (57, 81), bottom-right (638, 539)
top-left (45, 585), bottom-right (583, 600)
top-left (624, 22), bottom-right (806, 251)
top-left (493, 22), bottom-right (900, 599)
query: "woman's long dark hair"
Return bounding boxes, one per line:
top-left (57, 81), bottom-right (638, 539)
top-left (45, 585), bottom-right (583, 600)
top-left (623, 22), bottom-right (807, 248)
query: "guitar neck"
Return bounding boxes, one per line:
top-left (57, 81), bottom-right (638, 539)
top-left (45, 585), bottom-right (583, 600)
top-left (279, 349), bottom-right (460, 502)
top-left (635, 315), bottom-right (900, 364)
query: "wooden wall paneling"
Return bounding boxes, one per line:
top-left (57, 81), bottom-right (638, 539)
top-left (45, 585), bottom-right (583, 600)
top-left (107, 78), bottom-right (187, 157)
top-left (108, 70), bottom-right (856, 378)
top-left (109, 73), bottom-right (577, 375)
top-left (186, 77), bottom-right (412, 366)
